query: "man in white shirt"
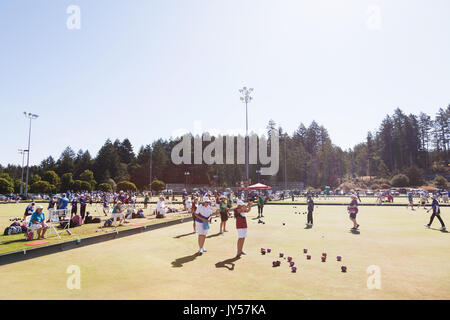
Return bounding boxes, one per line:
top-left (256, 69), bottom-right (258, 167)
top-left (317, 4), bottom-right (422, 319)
top-left (194, 197), bottom-right (213, 253)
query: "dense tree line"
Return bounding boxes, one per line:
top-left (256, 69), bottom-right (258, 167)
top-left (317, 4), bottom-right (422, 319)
top-left (0, 106), bottom-right (448, 193)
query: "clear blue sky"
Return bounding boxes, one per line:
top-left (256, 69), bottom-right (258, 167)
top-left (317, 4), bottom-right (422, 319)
top-left (0, 0), bottom-right (449, 166)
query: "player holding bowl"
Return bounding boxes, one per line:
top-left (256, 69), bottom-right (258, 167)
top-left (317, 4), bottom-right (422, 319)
top-left (234, 200), bottom-right (253, 257)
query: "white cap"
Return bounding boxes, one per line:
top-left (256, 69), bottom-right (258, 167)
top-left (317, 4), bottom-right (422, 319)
top-left (237, 200), bottom-right (245, 206)
top-left (203, 197), bottom-right (211, 203)
top-left (36, 205), bottom-right (44, 210)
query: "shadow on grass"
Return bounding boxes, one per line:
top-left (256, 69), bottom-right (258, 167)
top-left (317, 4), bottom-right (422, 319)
top-left (215, 256), bottom-right (241, 271)
top-left (350, 229), bottom-right (360, 235)
top-left (429, 227), bottom-right (449, 233)
top-left (173, 231), bottom-right (196, 239)
top-left (304, 225), bottom-right (312, 229)
top-left (0, 238), bottom-right (27, 245)
top-left (207, 232), bottom-right (222, 239)
top-left (171, 252), bottom-right (202, 268)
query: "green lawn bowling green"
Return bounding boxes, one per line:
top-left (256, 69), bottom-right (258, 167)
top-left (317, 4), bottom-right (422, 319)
top-left (0, 204), bottom-right (448, 299)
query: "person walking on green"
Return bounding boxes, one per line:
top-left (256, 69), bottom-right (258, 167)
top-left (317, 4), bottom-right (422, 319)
top-left (144, 193), bottom-right (150, 209)
top-left (257, 193), bottom-right (265, 218)
top-left (219, 195), bottom-right (230, 234)
top-left (306, 195), bottom-right (314, 227)
top-left (227, 193), bottom-right (233, 210)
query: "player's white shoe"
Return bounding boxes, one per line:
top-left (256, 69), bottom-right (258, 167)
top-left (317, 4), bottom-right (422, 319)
top-left (425, 224), bottom-right (430, 229)
top-left (441, 227), bottom-right (447, 231)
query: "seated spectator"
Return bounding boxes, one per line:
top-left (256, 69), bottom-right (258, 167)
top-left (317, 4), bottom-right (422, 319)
top-left (111, 201), bottom-right (125, 226)
top-left (133, 209), bottom-right (145, 219)
top-left (28, 205), bottom-right (48, 239)
top-left (156, 196), bottom-right (166, 218)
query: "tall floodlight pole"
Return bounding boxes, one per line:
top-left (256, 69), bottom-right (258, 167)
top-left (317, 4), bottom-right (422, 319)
top-left (18, 149), bottom-right (28, 194)
top-left (284, 133), bottom-right (288, 191)
top-left (239, 87), bottom-right (254, 186)
top-left (23, 112), bottom-right (39, 197)
top-left (149, 147), bottom-right (153, 191)
top-left (184, 171), bottom-right (190, 190)
top-left (256, 168), bottom-right (261, 183)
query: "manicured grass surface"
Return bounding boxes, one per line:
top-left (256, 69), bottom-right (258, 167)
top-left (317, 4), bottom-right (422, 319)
top-left (0, 199), bottom-right (186, 255)
top-left (0, 204), bottom-right (448, 299)
top-left (269, 195), bottom-right (436, 205)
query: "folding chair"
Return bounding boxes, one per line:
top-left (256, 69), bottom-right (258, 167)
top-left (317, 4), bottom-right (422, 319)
top-left (47, 208), bottom-right (71, 239)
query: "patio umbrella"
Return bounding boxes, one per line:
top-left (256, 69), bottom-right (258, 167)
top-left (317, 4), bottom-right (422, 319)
top-left (247, 183), bottom-right (272, 190)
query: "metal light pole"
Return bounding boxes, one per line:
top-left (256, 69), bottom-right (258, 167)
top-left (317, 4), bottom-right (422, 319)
top-left (149, 147), bottom-right (153, 190)
top-left (18, 149), bottom-right (28, 194)
top-left (284, 134), bottom-right (287, 191)
top-left (184, 171), bottom-right (190, 190)
top-left (239, 87), bottom-right (253, 186)
top-left (256, 169), bottom-right (261, 183)
top-left (23, 112), bottom-right (39, 197)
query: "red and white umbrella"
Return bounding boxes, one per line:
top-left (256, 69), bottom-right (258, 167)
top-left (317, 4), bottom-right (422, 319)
top-left (247, 183), bottom-right (272, 190)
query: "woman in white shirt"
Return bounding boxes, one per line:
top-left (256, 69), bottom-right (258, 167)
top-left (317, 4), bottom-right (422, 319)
top-left (193, 197), bottom-right (213, 253)
top-left (156, 196), bottom-right (166, 218)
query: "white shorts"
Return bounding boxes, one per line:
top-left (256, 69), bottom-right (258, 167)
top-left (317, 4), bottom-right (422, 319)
top-left (111, 213), bottom-right (124, 220)
top-left (29, 222), bottom-right (48, 231)
top-left (195, 221), bottom-right (209, 236)
top-left (237, 228), bottom-right (247, 238)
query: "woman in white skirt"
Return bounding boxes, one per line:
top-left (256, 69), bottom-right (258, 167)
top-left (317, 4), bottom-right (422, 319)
top-left (193, 197), bottom-right (213, 253)
top-left (234, 200), bottom-right (253, 257)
